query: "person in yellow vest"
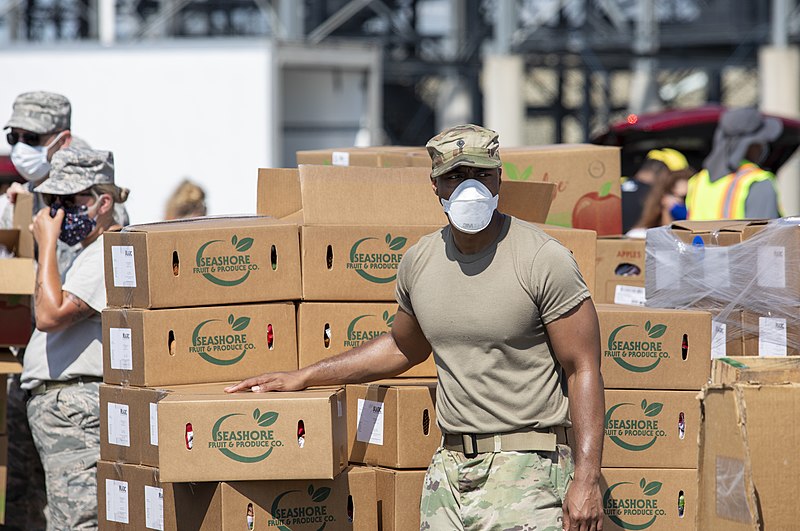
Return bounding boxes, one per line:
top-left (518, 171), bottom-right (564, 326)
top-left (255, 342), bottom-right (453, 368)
top-left (687, 107), bottom-right (783, 220)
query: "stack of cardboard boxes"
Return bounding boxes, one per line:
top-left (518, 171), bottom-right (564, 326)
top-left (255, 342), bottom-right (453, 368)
top-left (644, 219), bottom-right (800, 357)
top-left (0, 193), bottom-right (36, 524)
top-left (698, 357), bottom-right (800, 529)
top-left (596, 304), bottom-right (712, 530)
top-left (97, 217), bottom-right (381, 529)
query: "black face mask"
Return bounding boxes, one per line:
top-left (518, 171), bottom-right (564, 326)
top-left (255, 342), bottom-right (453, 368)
top-left (50, 203), bottom-right (97, 246)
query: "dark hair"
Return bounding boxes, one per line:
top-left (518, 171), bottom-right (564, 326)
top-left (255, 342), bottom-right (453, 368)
top-left (635, 168), bottom-right (694, 229)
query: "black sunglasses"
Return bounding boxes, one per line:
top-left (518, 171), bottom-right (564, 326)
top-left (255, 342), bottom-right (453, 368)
top-left (6, 130), bottom-right (43, 146)
top-left (43, 191), bottom-right (96, 208)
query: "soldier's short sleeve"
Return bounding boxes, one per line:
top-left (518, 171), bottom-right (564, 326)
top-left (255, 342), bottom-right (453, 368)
top-left (532, 239), bottom-right (590, 324)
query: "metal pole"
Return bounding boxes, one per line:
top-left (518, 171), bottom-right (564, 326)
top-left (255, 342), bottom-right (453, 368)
top-left (772, 0), bottom-right (790, 47)
top-left (278, 0), bottom-right (304, 40)
top-left (495, 0), bottom-right (515, 54)
top-left (99, 0), bottom-right (115, 45)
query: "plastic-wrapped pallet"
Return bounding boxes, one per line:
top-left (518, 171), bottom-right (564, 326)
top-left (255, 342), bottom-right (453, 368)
top-left (645, 218), bottom-right (800, 357)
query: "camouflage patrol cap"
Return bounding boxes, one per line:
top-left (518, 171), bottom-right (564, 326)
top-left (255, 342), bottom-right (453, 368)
top-left (5, 91), bottom-right (71, 134)
top-left (35, 148), bottom-right (114, 195)
top-left (426, 124), bottom-right (502, 179)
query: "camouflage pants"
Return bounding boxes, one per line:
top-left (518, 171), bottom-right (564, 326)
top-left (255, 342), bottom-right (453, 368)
top-left (3, 374), bottom-right (47, 531)
top-left (420, 444), bottom-right (574, 531)
top-left (27, 381), bottom-right (101, 531)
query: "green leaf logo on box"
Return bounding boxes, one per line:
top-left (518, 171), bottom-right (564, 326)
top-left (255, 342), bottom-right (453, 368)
top-left (191, 314), bottom-right (255, 366)
top-left (209, 409), bottom-right (280, 462)
top-left (269, 484), bottom-right (336, 530)
top-left (604, 399), bottom-right (666, 452)
top-left (605, 320), bottom-right (668, 373)
top-left (344, 311), bottom-right (395, 348)
top-left (347, 233), bottom-right (407, 284)
top-left (194, 234), bottom-right (258, 286)
top-left (503, 162), bottom-right (533, 181)
top-left (603, 477), bottom-right (664, 529)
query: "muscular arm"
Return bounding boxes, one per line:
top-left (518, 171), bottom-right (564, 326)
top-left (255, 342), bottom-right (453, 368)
top-left (226, 308), bottom-right (432, 393)
top-left (546, 297), bottom-right (604, 530)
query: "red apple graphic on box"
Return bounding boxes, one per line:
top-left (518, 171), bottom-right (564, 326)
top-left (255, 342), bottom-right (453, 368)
top-left (572, 181), bottom-right (622, 236)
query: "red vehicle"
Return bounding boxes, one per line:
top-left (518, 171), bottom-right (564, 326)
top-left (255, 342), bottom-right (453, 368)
top-left (591, 105), bottom-right (800, 177)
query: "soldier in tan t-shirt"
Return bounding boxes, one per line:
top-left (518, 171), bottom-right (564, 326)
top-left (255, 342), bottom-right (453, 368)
top-left (228, 124), bottom-right (605, 531)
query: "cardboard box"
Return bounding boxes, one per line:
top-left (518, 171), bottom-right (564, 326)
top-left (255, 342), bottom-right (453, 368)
top-left (297, 302), bottom-right (436, 378)
top-left (0, 350), bottom-right (22, 374)
top-left (699, 378), bottom-right (800, 530)
top-left (500, 145), bottom-right (622, 236)
top-left (374, 467), bottom-right (427, 531)
top-left (597, 304), bottom-right (711, 390)
top-left (100, 384), bottom-right (167, 467)
top-left (347, 380), bottom-right (440, 468)
top-left (711, 356), bottom-right (800, 384)
top-left (11, 191), bottom-right (34, 259)
top-left (595, 238), bottom-right (646, 305)
top-left (602, 390), bottom-right (699, 468)
top-left (295, 146), bottom-right (426, 169)
top-left (0, 229), bottom-right (35, 348)
top-left (742, 309), bottom-right (800, 357)
top-left (102, 303), bottom-right (298, 386)
top-left (601, 468), bottom-right (697, 531)
top-left (709, 308), bottom-right (745, 358)
top-left (646, 220), bottom-right (772, 306)
top-left (97, 460), bottom-right (216, 530)
top-left (157, 384), bottom-right (347, 482)
top-left (103, 217), bottom-right (301, 309)
top-left (98, 462), bottom-right (376, 531)
top-left (257, 166), bottom-right (556, 301)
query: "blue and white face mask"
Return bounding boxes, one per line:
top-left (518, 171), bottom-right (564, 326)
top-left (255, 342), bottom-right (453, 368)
top-left (51, 203), bottom-right (97, 246)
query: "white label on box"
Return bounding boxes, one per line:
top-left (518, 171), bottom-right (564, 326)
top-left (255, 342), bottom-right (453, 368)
top-left (144, 486), bottom-right (164, 530)
top-left (704, 247), bottom-right (731, 288)
top-left (757, 246), bottom-right (786, 288)
top-left (356, 398), bottom-right (384, 445)
top-left (759, 317), bottom-right (787, 357)
top-left (111, 245), bottom-right (137, 287)
top-left (331, 151), bottom-right (350, 166)
top-left (109, 327), bottom-right (133, 370)
top-left (655, 250), bottom-right (679, 291)
top-left (150, 403), bottom-right (159, 446)
top-left (107, 402), bottom-right (130, 447)
top-left (614, 285), bottom-right (646, 306)
top-left (105, 479), bottom-right (129, 524)
top-left (711, 321), bottom-right (727, 359)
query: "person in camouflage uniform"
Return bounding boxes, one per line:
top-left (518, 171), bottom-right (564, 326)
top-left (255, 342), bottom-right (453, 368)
top-left (21, 148), bottom-right (128, 530)
top-left (227, 124), bottom-right (605, 530)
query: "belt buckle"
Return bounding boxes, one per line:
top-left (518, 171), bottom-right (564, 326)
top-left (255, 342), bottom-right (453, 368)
top-left (462, 434), bottom-right (479, 458)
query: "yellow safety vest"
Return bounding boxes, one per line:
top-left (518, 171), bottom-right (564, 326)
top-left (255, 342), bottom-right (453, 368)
top-left (686, 162), bottom-right (780, 220)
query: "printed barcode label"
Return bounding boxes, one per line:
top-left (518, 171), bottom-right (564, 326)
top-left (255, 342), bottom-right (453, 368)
top-left (331, 151), bottom-right (350, 166)
top-left (107, 402), bottom-right (130, 447)
top-left (614, 285), bottom-right (646, 306)
top-left (111, 246), bottom-right (137, 287)
top-left (105, 479), bottom-right (129, 524)
top-left (711, 321), bottom-right (727, 359)
top-left (759, 317), bottom-right (787, 357)
top-left (757, 247), bottom-right (786, 288)
top-left (144, 486), bottom-right (164, 530)
top-left (356, 398), bottom-right (384, 445)
top-left (110, 327), bottom-right (133, 370)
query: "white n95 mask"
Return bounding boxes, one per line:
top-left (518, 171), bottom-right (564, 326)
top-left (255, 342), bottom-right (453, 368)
top-left (441, 178), bottom-right (499, 234)
top-left (9, 131), bottom-right (66, 182)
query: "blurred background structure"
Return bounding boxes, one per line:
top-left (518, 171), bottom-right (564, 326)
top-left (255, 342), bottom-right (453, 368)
top-left (1, 0), bottom-right (800, 220)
